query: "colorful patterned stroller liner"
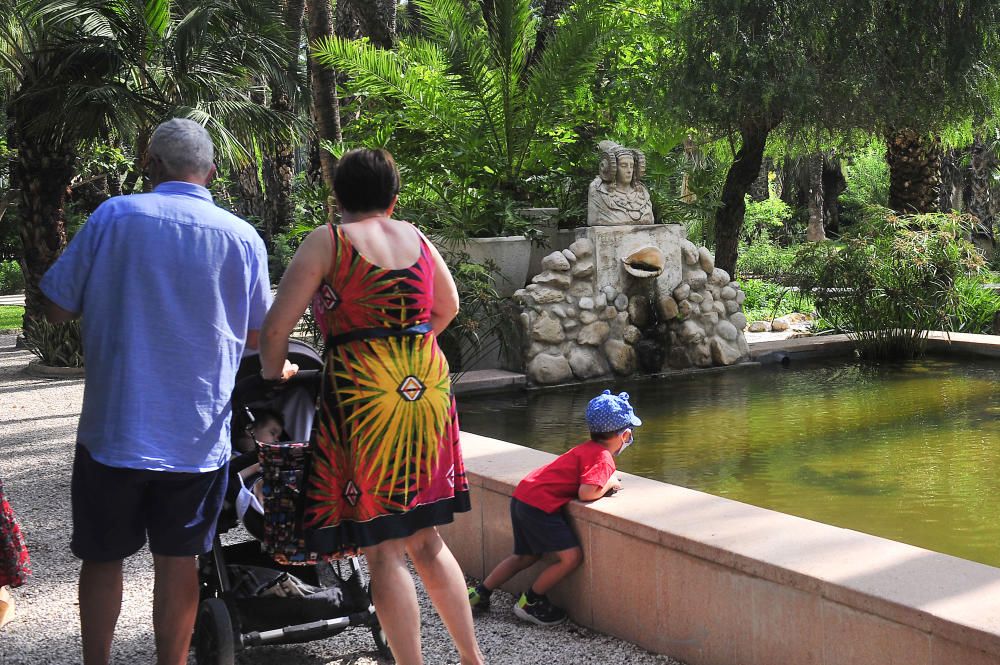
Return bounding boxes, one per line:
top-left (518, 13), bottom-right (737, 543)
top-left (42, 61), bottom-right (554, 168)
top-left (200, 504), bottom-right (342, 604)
top-left (258, 440), bottom-right (317, 565)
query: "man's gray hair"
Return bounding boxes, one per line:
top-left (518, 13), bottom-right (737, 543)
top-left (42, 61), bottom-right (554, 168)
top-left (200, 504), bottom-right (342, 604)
top-left (148, 118), bottom-right (215, 178)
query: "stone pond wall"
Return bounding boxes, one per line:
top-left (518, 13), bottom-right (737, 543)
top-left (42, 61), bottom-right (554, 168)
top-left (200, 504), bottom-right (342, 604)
top-left (514, 226), bottom-right (750, 385)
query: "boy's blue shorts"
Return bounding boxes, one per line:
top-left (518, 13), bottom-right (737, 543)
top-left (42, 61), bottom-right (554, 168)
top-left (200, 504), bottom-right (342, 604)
top-left (70, 444), bottom-right (228, 561)
top-left (510, 497), bottom-right (580, 555)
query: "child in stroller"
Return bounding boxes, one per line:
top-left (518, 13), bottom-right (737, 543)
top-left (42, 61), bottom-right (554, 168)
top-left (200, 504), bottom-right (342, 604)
top-left (194, 339), bottom-right (392, 665)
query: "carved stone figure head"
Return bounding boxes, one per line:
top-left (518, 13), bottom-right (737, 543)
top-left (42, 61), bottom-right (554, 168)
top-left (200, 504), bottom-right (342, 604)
top-left (597, 140), bottom-right (646, 188)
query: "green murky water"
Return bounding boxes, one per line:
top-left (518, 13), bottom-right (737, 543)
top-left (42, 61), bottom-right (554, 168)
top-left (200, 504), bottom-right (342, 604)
top-left (457, 357), bottom-right (1000, 568)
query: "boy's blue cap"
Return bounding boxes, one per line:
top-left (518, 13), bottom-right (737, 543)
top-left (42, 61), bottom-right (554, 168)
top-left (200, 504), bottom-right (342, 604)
top-left (586, 390), bottom-right (642, 433)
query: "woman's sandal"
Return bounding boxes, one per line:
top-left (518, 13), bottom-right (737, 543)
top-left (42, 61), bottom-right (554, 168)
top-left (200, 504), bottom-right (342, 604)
top-left (0, 585), bottom-right (15, 629)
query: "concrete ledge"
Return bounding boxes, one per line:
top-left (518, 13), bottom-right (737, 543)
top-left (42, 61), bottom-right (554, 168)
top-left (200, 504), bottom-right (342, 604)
top-left (443, 433), bottom-right (1000, 665)
top-left (451, 369), bottom-right (526, 395)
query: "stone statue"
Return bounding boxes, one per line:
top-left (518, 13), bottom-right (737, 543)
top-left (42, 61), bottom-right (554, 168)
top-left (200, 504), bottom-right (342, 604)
top-left (587, 140), bottom-right (654, 226)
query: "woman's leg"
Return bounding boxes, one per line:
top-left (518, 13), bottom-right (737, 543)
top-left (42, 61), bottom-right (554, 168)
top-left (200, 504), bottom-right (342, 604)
top-left (405, 527), bottom-right (485, 665)
top-left (364, 537), bottom-right (423, 665)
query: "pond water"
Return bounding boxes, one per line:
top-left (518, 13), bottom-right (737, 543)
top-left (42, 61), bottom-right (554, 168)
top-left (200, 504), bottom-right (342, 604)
top-left (457, 357), bottom-right (1000, 568)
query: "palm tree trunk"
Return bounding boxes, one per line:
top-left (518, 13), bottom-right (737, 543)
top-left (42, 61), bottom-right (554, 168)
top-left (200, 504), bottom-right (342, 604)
top-left (14, 138), bottom-right (75, 327)
top-left (346, 0), bottom-right (396, 49)
top-left (306, 0), bottom-right (342, 196)
top-left (806, 154), bottom-right (826, 242)
top-left (715, 121), bottom-right (774, 276)
top-left (822, 153), bottom-right (846, 235)
top-left (263, 0), bottom-right (306, 249)
top-left (968, 136), bottom-right (993, 242)
top-left (887, 128), bottom-right (942, 214)
top-left (938, 148), bottom-right (964, 213)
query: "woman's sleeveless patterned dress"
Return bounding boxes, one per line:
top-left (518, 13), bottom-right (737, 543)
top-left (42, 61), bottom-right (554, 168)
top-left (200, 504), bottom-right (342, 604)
top-left (0, 480), bottom-right (29, 588)
top-left (303, 223), bottom-right (470, 555)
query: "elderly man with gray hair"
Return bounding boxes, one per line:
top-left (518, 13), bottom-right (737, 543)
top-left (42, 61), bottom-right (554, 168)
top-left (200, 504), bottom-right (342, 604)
top-left (40, 118), bottom-right (272, 665)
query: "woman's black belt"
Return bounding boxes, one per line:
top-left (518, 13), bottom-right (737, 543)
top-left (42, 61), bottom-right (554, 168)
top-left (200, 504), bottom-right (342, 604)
top-left (326, 322), bottom-right (433, 347)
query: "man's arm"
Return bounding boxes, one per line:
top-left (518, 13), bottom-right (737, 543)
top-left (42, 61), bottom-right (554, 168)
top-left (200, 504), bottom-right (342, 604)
top-left (44, 298), bottom-right (80, 324)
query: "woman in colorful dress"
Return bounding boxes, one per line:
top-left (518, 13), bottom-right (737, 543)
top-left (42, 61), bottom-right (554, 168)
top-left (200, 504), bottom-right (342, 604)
top-left (0, 478), bottom-right (30, 629)
top-left (259, 148), bottom-right (484, 665)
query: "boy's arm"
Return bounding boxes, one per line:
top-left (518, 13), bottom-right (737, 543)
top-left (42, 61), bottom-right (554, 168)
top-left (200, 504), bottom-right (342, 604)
top-left (578, 474), bottom-right (622, 502)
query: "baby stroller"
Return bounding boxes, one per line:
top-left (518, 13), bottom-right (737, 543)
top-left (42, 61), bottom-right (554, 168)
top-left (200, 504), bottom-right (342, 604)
top-left (194, 339), bottom-right (392, 664)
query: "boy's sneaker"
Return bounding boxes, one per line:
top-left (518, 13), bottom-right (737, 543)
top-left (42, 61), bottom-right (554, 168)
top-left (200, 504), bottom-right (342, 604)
top-left (513, 592), bottom-right (567, 626)
top-left (468, 585), bottom-right (491, 611)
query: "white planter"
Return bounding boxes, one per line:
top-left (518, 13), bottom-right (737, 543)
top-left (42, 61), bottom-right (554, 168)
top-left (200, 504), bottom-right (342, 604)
top-left (460, 236), bottom-right (533, 297)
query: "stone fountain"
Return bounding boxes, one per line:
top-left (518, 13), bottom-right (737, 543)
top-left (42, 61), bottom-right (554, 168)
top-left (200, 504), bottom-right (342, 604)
top-left (514, 141), bottom-right (750, 385)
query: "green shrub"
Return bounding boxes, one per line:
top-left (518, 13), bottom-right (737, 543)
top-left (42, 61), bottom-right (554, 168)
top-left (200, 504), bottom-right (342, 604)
top-left (738, 278), bottom-right (815, 322)
top-left (23, 318), bottom-right (84, 367)
top-left (0, 260), bottom-right (24, 294)
top-left (743, 196), bottom-right (793, 243)
top-left (737, 239), bottom-right (798, 280)
top-left (947, 276), bottom-right (1000, 334)
top-left (841, 141), bottom-right (889, 226)
top-left (791, 209), bottom-right (983, 359)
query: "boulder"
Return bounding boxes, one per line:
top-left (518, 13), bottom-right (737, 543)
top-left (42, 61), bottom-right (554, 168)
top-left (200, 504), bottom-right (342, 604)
top-left (602, 285), bottom-right (618, 302)
top-left (531, 311), bottom-right (565, 343)
top-left (562, 249), bottom-right (577, 263)
top-left (715, 320), bottom-right (739, 341)
top-left (771, 319), bottom-right (789, 332)
top-left (601, 306), bottom-right (618, 320)
top-left (721, 286), bottom-right (737, 300)
top-left (532, 270), bottom-right (571, 288)
top-left (686, 269), bottom-right (708, 290)
top-left (604, 339), bottom-right (637, 375)
top-left (681, 239), bottom-right (700, 265)
top-left (580, 311), bottom-right (598, 325)
top-left (578, 321), bottom-right (611, 346)
top-left (527, 353), bottom-right (573, 385)
top-left (657, 295), bottom-right (679, 320)
top-left (709, 267), bottom-right (731, 286)
top-left (614, 293), bottom-right (629, 311)
top-left (710, 338), bottom-right (743, 366)
top-left (571, 260), bottom-right (594, 278)
top-left (595, 293), bottom-right (608, 308)
top-left (730, 312), bottom-right (748, 330)
top-left (673, 283), bottom-right (691, 301)
top-left (698, 246), bottom-right (715, 273)
top-left (735, 289), bottom-right (746, 305)
top-left (689, 292), bottom-right (704, 304)
top-left (578, 296), bottom-right (595, 310)
top-left (725, 300), bottom-right (740, 314)
top-left (526, 285), bottom-right (565, 304)
top-left (569, 237), bottom-right (593, 258)
top-left (568, 281), bottom-right (594, 298)
top-left (541, 251), bottom-right (571, 272)
top-left (568, 347), bottom-right (610, 379)
top-left (748, 320), bottom-right (769, 333)
top-left (623, 325), bottom-right (642, 345)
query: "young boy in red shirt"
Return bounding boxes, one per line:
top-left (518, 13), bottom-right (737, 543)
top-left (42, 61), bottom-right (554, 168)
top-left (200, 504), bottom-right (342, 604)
top-left (468, 390), bottom-right (641, 626)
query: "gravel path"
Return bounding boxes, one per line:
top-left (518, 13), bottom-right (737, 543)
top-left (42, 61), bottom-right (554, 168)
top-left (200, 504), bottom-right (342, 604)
top-left (0, 334), bottom-right (681, 665)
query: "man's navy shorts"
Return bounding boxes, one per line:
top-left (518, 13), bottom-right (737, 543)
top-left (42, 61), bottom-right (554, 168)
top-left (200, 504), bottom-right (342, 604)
top-left (71, 444), bottom-right (228, 561)
top-left (510, 497), bottom-right (580, 555)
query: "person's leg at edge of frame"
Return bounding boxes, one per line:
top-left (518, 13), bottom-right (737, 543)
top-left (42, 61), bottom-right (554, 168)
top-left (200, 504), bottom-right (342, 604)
top-left (365, 537), bottom-right (423, 665)
top-left (79, 559), bottom-right (125, 665)
top-left (151, 554), bottom-right (200, 665)
top-left (405, 527), bottom-right (485, 665)
top-left (529, 546), bottom-right (583, 596)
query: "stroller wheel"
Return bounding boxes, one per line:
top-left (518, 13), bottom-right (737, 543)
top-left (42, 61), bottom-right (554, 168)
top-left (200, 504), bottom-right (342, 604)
top-left (195, 598), bottom-right (235, 665)
top-left (372, 621), bottom-right (393, 662)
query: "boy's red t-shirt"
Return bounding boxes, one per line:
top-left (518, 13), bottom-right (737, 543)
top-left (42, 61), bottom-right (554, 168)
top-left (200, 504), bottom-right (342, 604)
top-left (513, 441), bottom-right (617, 514)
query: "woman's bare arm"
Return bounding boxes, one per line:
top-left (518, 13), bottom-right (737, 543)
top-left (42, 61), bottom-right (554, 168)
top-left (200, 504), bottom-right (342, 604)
top-left (259, 227), bottom-right (331, 379)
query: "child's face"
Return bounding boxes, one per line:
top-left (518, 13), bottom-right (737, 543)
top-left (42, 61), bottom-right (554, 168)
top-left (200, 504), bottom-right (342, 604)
top-left (252, 418), bottom-right (283, 444)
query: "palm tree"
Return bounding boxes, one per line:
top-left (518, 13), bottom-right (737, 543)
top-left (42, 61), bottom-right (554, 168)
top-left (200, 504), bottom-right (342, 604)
top-left (1, 0), bottom-right (301, 333)
top-left (312, 0), bottom-right (611, 200)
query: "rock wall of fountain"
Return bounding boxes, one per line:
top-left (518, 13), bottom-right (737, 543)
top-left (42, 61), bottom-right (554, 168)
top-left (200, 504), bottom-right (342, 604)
top-left (515, 224), bottom-right (750, 385)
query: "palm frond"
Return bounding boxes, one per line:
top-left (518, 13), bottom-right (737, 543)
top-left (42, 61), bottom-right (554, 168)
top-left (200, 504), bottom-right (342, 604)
top-left (312, 34), bottom-right (465, 137)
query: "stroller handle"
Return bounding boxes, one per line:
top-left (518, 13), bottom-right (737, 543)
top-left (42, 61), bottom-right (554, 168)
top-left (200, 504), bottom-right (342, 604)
top-left (234, 369), bottom-right (322, 406)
